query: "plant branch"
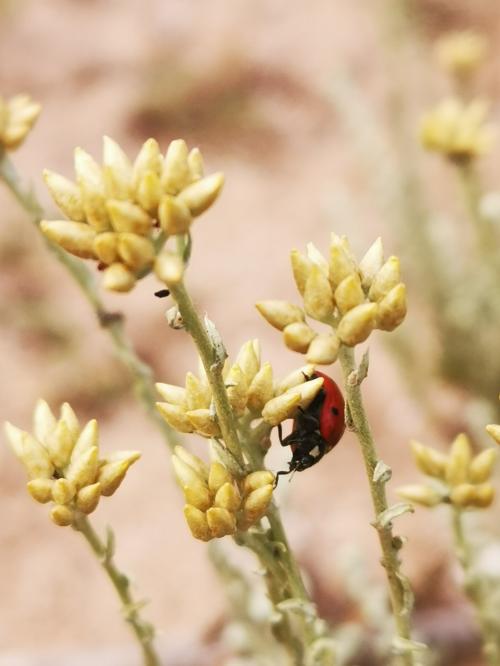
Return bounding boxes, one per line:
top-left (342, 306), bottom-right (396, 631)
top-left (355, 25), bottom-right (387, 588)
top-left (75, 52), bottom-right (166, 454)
top-left (456, 161), bottom-right (495, 260)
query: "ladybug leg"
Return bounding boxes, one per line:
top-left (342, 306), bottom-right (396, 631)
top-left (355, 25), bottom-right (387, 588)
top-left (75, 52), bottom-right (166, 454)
top-left (274, 468), bottom-right (293, 487)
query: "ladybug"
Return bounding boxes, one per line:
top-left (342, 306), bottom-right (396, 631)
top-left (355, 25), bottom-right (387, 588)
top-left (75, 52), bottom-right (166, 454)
top-left (275, 371), bottom-right (345, 485)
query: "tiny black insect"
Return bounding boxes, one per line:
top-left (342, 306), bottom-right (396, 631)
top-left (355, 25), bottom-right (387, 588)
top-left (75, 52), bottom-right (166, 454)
top-left (155, 289), bottom-right (170, 298)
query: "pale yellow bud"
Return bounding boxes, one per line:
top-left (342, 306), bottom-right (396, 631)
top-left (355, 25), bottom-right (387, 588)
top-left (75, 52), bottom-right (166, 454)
top-left (107, 200), bottom-right (152, 235)
top-left (177, 172), bottom-right (224, 216)
top-left (76, 482), bottom-right (101, 514)
top-left (306, 243), bottom-right (329, 274)
top-left (102, 263), bottom-right (136, 292)
top-left (242, 471), bottom-right (275, 495)
top-left (188, 147), bottom-right (204, 181)
top-left (290, 249), bottom-right (312, 296)
top-left (66, 446), bottom-right (99, 489)
top-left (262, 391), bottom-right (302, 426)
top-left (154, 252), bottom-right (184, 286)
top-left (99, 452), bottom-right (140, 496)
top-left (185, 372), bottom-right (211, 410)
top-left (183, 483), bottom-right (212, 511)
top-left (303, 264), bottom-right (335, 321)
top-left (235, 340), bottom-right (261, 384)
top-left (369, 257), bottom-right (401, 302)
top-left (50, 504), bottom-right (74, 527)
top-left (275, 364), bottom-right (315, 394)
top-left (43, 170), bottom-right (85, 222)
top-left (214, 482), bottom-right (241, 512)
top-left (51, 478), bottom-right (76, 505)
top-left (247, 362), bottom-right (274, 412)
top-left (136, 171), bottom-right (162, 214)
top-left (283, 322), bottom-right (316, 353)
top-left (255, 300), bottom-right (305, 331)
top-left (184, 505), bottom-right (211, 541)
top-left (226, 364), bottom-right (249, 415)
top-left (337, 303), bottom-right (378, 346)
top-left (329, 234), bottom-right (357, 288)
top-left (470, 483), bottom-right (495, 508)
top-left (70, 419), bottom-right (99, 464)
top-left (435, 31), bottom-right (487, 78)
top-left (208, 461), bottom-right (232, 493)
top-left (396, 484), bottom-right (443, 507)
top-left (376, 283), bottom-right (407, 331)
top-left (306, 333), bottom-right (340, 365)
top-left (207, 506), bottom-right (236, 538)
top-left (40, 220), bottom-right (97, 259)
top-left (133, 138), bottom-right (162, 188)
top-left (1, 95), bottom-right (40, 149)
top-left (446, 433), bottom-right (472, 486)
top-left (162, 139), bottom-right (190, 194)
top-left (27, 479), bottom-right (54, 504)
top-left (469, 449), bottom-right (497, 483)
top-left (359, 237), bottom-right (384, 289)
top-left (4, 423), bottom-right (54, 479)
top-left (117, 233), bottom-right (155, 271)
top-left (156, 402), bottom-right (193, 433)
top-left (243, 484), bottom-right (273, 523)
top-left (74, 148), bottom-right (102, 187)
top-left (59, 403), bottom-right (80, 443)
top-left (186, 409), bottom-right (221, 437)
top-left (155, 383), bottom-right (187, 407)
top-left (46, 419), bottom-right (74, 469)
top-left (486, 424), bottom-right (500, 445)
top-left (93, 232), bottom-right (119, 265)
top-left (80, 180), bottom-right (110, 232)
top-left (410, 440), bottom-right (447, 479)
top-left (334, 274), bottom-right (365, 314)
top-left (450, 483), bottom-right (476, 507)
top-left (174, 446), bottom-right (209, 480)
top-left (158, 195), bottom-right (192, 235)
top-left (172, 453), bottom-right (207, 491)
top-left (102, 136), bottom-right (133, 199)
top-left (33, 399), bottom-right (56, 444)
top-left (287, 376), bottom-right (324, 410)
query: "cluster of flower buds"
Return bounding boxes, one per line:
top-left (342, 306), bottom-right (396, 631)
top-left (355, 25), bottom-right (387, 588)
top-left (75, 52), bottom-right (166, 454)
top-left (256, 236), bottom-right (406, 360)
top-left (4, 400), bottom-right (140, 526)
top-left (435, 31), bottom-right (487, 79)
top-left (156, 339), bottom-right (326, 436)
top-left (398, 434), bottom-right (497, 510)
top-left (0, 94), bottom-right (41, 151)
top-left (172, 446), bottom-right (274, 540)
top-left (41, 137), bottom-right (223, 292)
top-left (420, 99), bottom-right (495, 163)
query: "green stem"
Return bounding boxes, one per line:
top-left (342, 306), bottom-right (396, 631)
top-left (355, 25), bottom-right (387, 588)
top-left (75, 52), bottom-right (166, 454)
top-left (0, 150), bottom-right (179, 451)
top-left (451, 509), bottom-right (500, 666)
top-left (73, 515), bottom-right (160, 666)
top-left (339, 345), bottom-right (416, 666)
top-left (456, 160), bottom-right (495, 259)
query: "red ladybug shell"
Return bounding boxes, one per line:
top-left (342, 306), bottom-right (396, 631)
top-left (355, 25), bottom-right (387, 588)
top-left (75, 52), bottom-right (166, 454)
top-left (314, 370), bottom-right (345, 450)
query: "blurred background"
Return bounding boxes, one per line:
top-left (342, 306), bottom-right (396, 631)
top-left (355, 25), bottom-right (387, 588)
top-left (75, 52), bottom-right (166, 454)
top-left (0, 1), bottom-right (499, 664)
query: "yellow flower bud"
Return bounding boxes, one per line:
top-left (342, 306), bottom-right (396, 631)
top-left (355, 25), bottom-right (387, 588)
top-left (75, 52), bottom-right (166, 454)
top-left (242, 471), bottom-right (275, 495)
top-left (155, 252), bottom-right (184, 286)
top-left (43, 170), bottom-right (85, 222)
top-left (183, 483), bottom-right (212, 511)
top-left (486, 424), bottom-right (500, 446)
top-left (106, 200), bottom-right (152, 235)
top-left (225, 364), bottom-right (249, 415)
top-left (66, 446), bottom-right (99, 489)
top-left (185, 372), bottom-right (211, 410)
top-left (334, 274), bottom-right (365, 314)
top-left (243, 484), bottom-right (273, 523)
top-left (184, 505), bottom-right (211, 541)
top-left (247, 362), bottom-right (274, 413)
top-left (450, 483), bottom-right (476, 507)
top-left (262, 391), bottom-right (302, 426)
top-left (283, 322), bottom-right (317, 353)
top-left (177, 172), bottom-right (224, 216)
top-left (32, 399), bottom-right (56, 444)
top-left (162, 139), bottom-right (190, 194)
top-left (98, 452), bottom-right (140, 496)
top-left (329, 234), bottom-right (357, 288)
top-left (186, 409), bottom-right (220, 437)
top-left (117, 233), bottom-right (155, 271)
top-left (255, 300), bottom-right (305, 331)
top-left (214, 482), bottom-right (241, 512)
top-left (50, 504), bottom-right (74, 527)
top-left (132, 138), bottom-right (162, 188)
top-left (469, 449), bottom-right (497, 483)
top-left (287, 376), bottom-right (325, 410)
top-left (172, 452), bottom-right (207, 491)
top-left (93, 232), bottom-right (119, 265)
top-left (303, 265), bottom-right (335, 321)
top-left (102, 263), bottom-right (136, 292)
top-left (410, 440), bottom-right (447, 479)
top-left (102, 136), bottom-right (133, 200)
top-left (158, 195), bottom-right (192, 235)
top-left (46, 419), bottom-right (75, 469)
top-left (76, 482), bottom-right (101, 514)
top-left (337, 303), bottom-right (378, 346)
top-left (136, 171), bottom-right (162, 214)
top-left (0, 94), bottom-right (41, 149)
top-left (306, 333), bottom-right (340, 365)
top-left (376, 283), bottom-right (407, 331)
top-left (188, 147), bottom-right (204, 180)
top-left (396, 484), bottom-right (443, 507)
top-left (40, 220), bottom-right (97, 259)
top-left (469, 483), bottom-right (494, 508)
top-left (174, 446), bottom-right (209, 479)
top-left (369, 257), bottom-right (401, 302)
top-left (206, 507), bottom-right (236, 538)
top-left (235, 340), bottom-right (261, 384)
top-left (4, 423), bottom-right (54, 479)
top-left (27, 479), bottom-right (54, 504)
top-left (446, 433), bottom-right (472, 486)
top-left (290, 249), bottom-right (312, 296)
top-left (359, 237), bottom-right (384, 289)
top-left (60, 403), bottom-right (80, 443)
top-left (155, 383), bottom-right (187, 406)
top-left (275, 365), bottom-right (315, 394)
top-left (51, 478), bottom-right (76, 505)
top-left (81, 183), bottom-right (110, 232)
top-left (156, 402), bottom-right (194, 433)
top-left (307, 242), bottom-right (329, 274)
top-left (435, 31), bottom-right (487, 78)
top-left (70, 419), bottom-right (99, 463)
top-left (208, 461), bottom-right (232, 493)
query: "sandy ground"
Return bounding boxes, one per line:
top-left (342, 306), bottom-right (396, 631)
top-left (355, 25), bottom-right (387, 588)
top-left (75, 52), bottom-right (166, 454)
top-left (0, 1), bottom-right (499, 664)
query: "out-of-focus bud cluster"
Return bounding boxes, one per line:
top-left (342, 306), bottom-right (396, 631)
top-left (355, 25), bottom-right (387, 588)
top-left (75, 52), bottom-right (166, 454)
top-left (256, 236), bottom-right (406, 358)
top-left (420, 99), bottom-right (495, 163)
top-left (41, 137), bottom-right (223, 292)
top-left (156, 339), bottom-right (326, 434)
top-left (0, 94), bottom-right (41, 151)
top-left (486, 396), bottom-right (500, 446)
top-left (4, 400), bottom-right (140, 526)
top-left (172, 446), bottom-right (274, 540)
top-left (397, 434), bottom-right (497, 510)
top-left (435, 31), bottom-right (487, 79)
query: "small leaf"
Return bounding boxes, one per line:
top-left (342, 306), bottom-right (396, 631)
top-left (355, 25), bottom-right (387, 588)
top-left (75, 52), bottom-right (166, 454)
top-left (376, 502), bottom-right (414, 528)
top-left (373, 460), bottom-right (392, 484)
top-left (204, 315), bottom-right (227, 368)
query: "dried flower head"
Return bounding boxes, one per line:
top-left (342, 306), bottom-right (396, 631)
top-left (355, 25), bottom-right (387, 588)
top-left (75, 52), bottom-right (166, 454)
top-left (172, 446), bottom-right (274, 540)
top-left (0, 94), bottom-right (41, 150)
top-left (435, 31), bottom-right (487, 78)
top-left (397, 434), bottom-right (497, 510)
top-left (41, 137), bottom-right (223, 292)
top-left (256, 236), bottom-right (406, 360)
top-left (4, 400), bottom-right (140, 526)
top-left (420, 99), bottom-right (495, 163)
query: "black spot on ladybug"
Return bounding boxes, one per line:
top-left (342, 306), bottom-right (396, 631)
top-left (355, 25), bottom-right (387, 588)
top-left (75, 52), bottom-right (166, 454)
top-left (331, 407), bottom-right (339, 415)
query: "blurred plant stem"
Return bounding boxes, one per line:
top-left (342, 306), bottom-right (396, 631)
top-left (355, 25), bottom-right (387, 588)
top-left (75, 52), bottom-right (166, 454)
top-left (339, 345), bottom-right (421, 666)
top-left (0, 149), bottom-right (180, 451)
top-left (456, 161), bottom-right (495, 260)
top-left (73, 514), bottom-right (160, 666)
top-left (451, 509), bottom-right (500, 666)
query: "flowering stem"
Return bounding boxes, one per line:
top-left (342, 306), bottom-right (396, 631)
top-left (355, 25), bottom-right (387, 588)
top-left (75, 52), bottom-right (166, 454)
top-left (0, 150), bottom-right (180, 451)
top-left (456, 161), bottom-right (495, 259)
top-left (73, 514), bottom-right (160, 666)
top-left (338, 345), bottom-right (417, 666)
top-left (451, 508), bottom-right (500, 665)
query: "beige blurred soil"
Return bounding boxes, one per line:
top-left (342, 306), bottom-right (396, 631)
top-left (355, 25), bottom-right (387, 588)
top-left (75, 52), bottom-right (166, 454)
top-left (0, 1), bottom-right (499, 664)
